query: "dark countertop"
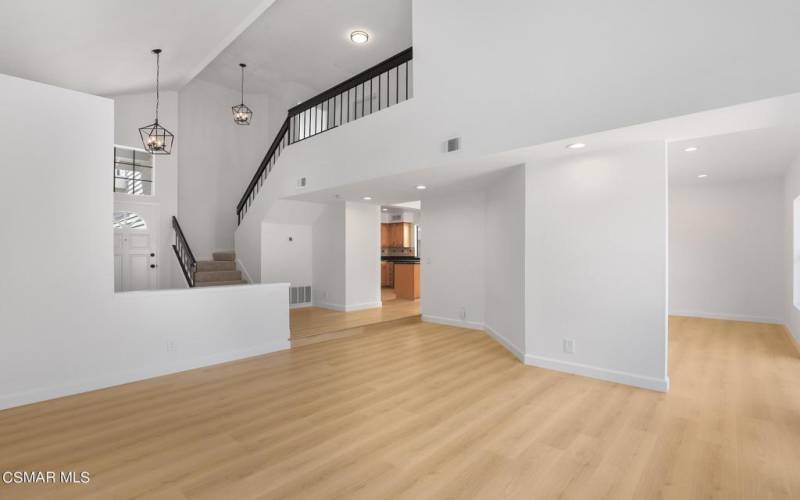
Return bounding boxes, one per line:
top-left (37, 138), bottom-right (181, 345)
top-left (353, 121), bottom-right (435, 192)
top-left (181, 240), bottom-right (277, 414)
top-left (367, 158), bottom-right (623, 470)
top-left (381, 256), bottom-right (420, 263)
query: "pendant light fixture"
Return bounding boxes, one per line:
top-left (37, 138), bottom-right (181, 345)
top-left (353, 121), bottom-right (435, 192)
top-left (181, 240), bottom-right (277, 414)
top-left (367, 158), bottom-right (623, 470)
top-left (232, 63), bottom-right (253, 125)
top-left (139, 49), bottom-right (174, 155)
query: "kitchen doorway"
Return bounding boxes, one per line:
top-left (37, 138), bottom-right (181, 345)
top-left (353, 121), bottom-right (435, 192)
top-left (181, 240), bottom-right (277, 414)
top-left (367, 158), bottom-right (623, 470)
top-left (380, 202), bottom-right (421, 304)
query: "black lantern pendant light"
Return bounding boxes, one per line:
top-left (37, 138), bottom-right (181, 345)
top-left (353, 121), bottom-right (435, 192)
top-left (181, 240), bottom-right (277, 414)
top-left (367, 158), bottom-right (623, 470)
top-left (139, 49), bottom-right (174, 155)
top-left (232, 63), bottom-right (253, 125)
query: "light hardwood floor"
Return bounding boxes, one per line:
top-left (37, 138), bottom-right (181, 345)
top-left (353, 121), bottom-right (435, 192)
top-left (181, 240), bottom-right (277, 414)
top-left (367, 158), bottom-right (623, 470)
top-left (0, 317), bottom-right (799, 499)
top-left (290, 290), bottom-right (419, 342)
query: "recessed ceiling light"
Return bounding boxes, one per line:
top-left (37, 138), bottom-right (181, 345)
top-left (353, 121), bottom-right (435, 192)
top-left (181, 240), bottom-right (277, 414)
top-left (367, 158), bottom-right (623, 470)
top-left (684, 146), bottom-right (698, 152)
top-left (415, 185), bottom-right (427, 190)
top-left (350, 31), bottom-right (369, 44)
top-left (697, 174), bottom-right (708, 179)
top-left (566, 143), bottom-right (586, 150)
top-left (382, 208), bottom-right (388, 212)
top-left (362, 196), bottom-right (373, 201)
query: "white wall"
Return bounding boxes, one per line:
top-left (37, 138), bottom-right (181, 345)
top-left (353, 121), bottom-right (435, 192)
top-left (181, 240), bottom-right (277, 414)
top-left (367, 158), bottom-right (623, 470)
top-left (524, 143), bottom-right (669, 391)
top-left (670, 178), bottom-right (784, 323)
top-left (261, 222), bottom-right (312, 286)
top-left (345, 203), bottom-right (382, 310)
top-left (784, 155), bottom-right (800, 343)
top-left (178, 78), bottom-right (271, 260)
top-left (113, 91), bottom-right (180, 288)
top-left (485, 167), bottom-right (526, 359)
top-left (0, 73), bottom-right (290, 410)
top-left (421, 190), bottom-right (486, 329)
top-left (312, 203), bottom-right (347, 308)
top-left (308, 202), bottom-right (381, 311)
top-left (413, 0), bottom-right (800, 161)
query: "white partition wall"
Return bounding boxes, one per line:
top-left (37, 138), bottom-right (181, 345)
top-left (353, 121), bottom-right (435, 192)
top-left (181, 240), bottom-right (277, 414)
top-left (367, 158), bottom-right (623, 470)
top-left (524, 143), bottom-right (669, 391)
top-left (0, 74), bottom-right (290, 410)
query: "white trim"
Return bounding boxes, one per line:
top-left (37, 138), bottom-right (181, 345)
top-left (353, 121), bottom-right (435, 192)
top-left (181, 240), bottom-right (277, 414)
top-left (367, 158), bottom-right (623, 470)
top-left (670, 310), bottom-right (782, 325)
top-left (236, 258), bottom-right (254, 284)
top-left (316, 301), bottom-right (383, 312)
top-left (421, 314), bottom-right (484, 331)
top-left (483, 324), bottom-right (525, 362)
top-left (290, 302), bottom-right (314, 310)
top-left (524, 354), bottom-right (670, 392)
top-left (0, 338), bottom-right (290, 411)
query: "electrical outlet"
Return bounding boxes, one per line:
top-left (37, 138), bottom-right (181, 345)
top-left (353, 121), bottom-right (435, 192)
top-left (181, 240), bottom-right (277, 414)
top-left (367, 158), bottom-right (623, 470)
top-left (166, 340), bottom-right (177, 353)
top-left (459, 307), bottom-right (467, 320)
top-left (563, 339), bottom-right (575, 354)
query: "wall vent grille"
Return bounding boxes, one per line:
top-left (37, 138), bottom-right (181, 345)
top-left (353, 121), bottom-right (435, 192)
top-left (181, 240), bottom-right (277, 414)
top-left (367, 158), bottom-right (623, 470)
top-left (290, 286), bottom-right (312, 305)
top-left (446, 137), bottom-right (461, 152)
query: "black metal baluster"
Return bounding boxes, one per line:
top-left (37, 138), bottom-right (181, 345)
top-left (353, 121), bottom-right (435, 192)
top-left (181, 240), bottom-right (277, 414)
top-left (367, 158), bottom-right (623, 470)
top-left (405, 62), bottom-right (409, 100)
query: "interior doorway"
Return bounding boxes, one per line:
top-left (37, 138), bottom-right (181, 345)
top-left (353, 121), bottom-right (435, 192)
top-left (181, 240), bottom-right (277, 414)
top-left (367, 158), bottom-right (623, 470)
top-left (380, 202), bottom-right (421, 303)
top-left (114, 202), bottom-right (159, 292)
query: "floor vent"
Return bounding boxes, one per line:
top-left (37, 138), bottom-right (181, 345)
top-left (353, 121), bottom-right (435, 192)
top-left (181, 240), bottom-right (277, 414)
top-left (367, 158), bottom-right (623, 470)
top-left (290, 286), bottom-right (312, 306)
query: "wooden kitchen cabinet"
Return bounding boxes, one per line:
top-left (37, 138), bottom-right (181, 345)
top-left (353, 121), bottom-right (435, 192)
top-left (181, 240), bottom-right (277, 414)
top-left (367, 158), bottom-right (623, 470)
top-left (381, 261), bottom-right (394, 287)
top-left (393, 263), bottom-right (420, 300)
top-left (381, 224), bottom-right (390, 248)
top-left (381, 223), bottom-right (413, 248)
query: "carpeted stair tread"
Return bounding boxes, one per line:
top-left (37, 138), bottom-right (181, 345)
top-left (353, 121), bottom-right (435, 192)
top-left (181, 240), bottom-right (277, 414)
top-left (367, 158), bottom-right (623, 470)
top-left (213, 251), bottom-right (236, 262)
top-left (196, 260), bottom-right (236, 272)
top-left (195, 280), bottom-right (247, 287)
top-left (195, 270), bottom-right (242, 283)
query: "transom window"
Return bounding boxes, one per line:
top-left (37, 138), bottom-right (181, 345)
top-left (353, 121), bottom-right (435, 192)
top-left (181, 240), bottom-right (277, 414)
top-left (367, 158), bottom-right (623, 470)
top-left (113, 211), bottom-right (147, 230)
top-left (114, 146), bottom-right (154, 196)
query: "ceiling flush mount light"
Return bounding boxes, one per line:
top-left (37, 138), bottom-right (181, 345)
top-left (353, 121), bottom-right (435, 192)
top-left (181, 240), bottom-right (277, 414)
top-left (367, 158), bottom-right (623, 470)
top-left (350, 30), bottom-right (369, 44)
top-left (684, 146), bottom-right (699, 152)
top-left (415, 185), bottom-right (427, 190)
top-left (362, 196), bottom-right (373, 201)
top-left (139, 49), bottom-right (174, 155)
top-left (382, 208), bottom-right (388, 212)
top-left (698, 174), bottom-right (708, 179)
top-left (566, 143), bottom-right (587, 150)
top-left (232, 63), bottom-right (253, 126)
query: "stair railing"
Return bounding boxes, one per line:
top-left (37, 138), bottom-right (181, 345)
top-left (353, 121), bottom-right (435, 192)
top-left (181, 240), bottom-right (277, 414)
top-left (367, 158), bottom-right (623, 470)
top-left (172, 216), bottom-right (197, 287)
top-left (236, 47), bottom-right (413, 225)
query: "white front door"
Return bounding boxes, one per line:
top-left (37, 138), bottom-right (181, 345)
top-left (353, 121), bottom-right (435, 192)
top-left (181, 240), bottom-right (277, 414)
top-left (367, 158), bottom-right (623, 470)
top-left (114, 204), bottom-right (159, 291)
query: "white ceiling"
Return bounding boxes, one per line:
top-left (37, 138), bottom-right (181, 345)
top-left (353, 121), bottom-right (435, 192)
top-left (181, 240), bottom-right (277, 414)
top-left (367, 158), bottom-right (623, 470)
top-left (669, 127), bottom-right (800, 185)
top-left (0, 0), bottom-right (276, 96)
top-left (195, 0), bottom-right (412, 102)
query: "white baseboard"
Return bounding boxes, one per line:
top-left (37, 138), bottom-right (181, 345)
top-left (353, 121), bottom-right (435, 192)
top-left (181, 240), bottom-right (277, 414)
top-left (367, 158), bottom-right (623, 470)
top-left (316, 301), bottom-right (382, 312)
top-left (289, 302), bottom-right (314, 310)
top-left (670, 310), bottom-right (782, 325)
top-left (524, 353), bottom-right (669, 392)
top-left (483, 324), bottom-right (525, 362)
top-left (421, 314), bottom-right (485, 331)
top-left (0, 338), bottom-right (290, 411)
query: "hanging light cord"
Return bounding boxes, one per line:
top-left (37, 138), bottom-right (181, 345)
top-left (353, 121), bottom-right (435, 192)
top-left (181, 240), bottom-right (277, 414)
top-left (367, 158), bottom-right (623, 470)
top-left (240, 65), bottom-right (245, 105)
top-left (155, 51), bottom-right (160, 123)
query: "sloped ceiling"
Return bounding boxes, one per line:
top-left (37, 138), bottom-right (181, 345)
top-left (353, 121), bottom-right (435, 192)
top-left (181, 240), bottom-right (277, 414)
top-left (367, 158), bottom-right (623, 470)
top-left (195, 0), bottom-right (412, 103)
top-left (0, 0), bottom-right (276, 96)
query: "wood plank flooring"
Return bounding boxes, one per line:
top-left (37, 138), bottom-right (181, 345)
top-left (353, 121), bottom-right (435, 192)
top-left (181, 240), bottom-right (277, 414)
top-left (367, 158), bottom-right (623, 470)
top-left (290, 293), bottom-right (420, 341)
top-left (0, 317), bottom-right (799, 499)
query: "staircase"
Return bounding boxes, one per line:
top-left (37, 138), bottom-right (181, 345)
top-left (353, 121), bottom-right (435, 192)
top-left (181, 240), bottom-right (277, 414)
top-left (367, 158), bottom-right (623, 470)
top-left (172, 217), bottom-right (247, 288)
top-left (236, 47), bottom-right (413, 225)
top-left (194, 252), bottom-right (247, 287)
